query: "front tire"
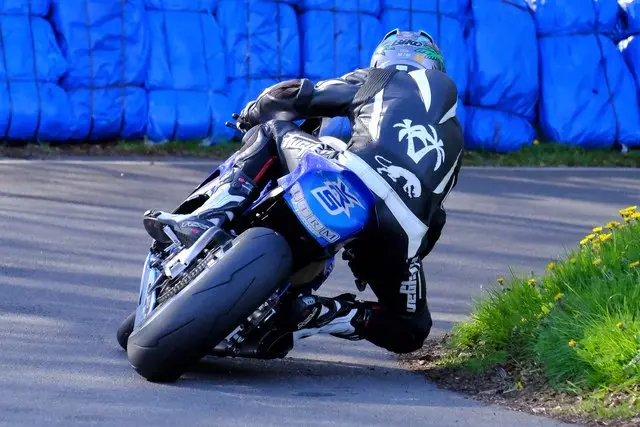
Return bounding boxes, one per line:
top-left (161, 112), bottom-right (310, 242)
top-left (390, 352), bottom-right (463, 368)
top-left (126, 227), bottom-right (293, 382)
top-left (117, 310), bottom-right (136, 350)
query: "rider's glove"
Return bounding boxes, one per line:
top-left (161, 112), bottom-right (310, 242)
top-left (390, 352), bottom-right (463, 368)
top-left (234, 100), bottom-right (258, 133)
top-left (342, 246), bottom-right (370, 291)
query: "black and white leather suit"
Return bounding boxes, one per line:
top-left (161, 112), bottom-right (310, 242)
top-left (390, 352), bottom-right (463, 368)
top-left (230, 65), bottom-right (464, 353)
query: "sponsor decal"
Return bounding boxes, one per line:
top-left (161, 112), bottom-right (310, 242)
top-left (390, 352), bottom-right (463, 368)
top-left (289, 182), bottom-right (340, 243)
top-left (394, 119), bottom-right (445, 169)
top-left (311, 178), bottom-right (364, 218)
top-left (374, 155), bottom-right (422, 199)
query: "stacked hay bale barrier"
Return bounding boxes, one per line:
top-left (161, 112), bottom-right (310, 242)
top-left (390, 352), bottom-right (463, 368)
top-left (464, 0), bottom-right (538, 153)
top-left (0, 0), bottom-right (70, 142)
top-left (50, 0), bottom-right (149, 141)
top-left (535, 0), bottom-right (640, 149)
top-left (144, 0), bottom-right (234, 144)
top-left (620, 0), bottom-right (640, 101)
top-left (299, 0), bottom-right (383, 141)
top-left (216, 0), bottom-right (301, 117)
top-left (379, 0), bottom-right (469, 134)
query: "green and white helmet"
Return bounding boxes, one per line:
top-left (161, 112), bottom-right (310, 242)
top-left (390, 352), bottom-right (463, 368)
top-left (369, 28), bottom-right (446, 73)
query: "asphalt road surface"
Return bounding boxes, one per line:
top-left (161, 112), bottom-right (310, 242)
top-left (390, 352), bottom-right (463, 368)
top-left (1, 159), bottom-right (638, 427)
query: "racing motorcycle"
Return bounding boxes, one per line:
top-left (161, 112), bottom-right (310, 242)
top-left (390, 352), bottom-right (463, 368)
top-left (117, 117), bottom-right (376, 382)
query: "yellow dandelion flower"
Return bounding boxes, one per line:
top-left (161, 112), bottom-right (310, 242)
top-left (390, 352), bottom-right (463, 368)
top-left (569, 339), bottom-right (576, 347)
top-left (592, 226), bottom-right (603, 233)
top-left (570, 258), bottom-right (577, 264)
top-left (632, 212), bottom-right (640, 220)
top-left (599, 233), bottom-right (613, 242)
top-left (619, 206), bottom-right (637, 216)
top-left (528, 278), bottom-right (536, 286)
top-left (547, 262), bottom-right (556, 271)
top-left (630, 261), bottom-right (639, 269)
top-left (580, 238), bottom-right (589, 246)
top-left (617, 322), bottom-right (624, 330)
top-left (585, 233), bottom-right (596, 241)
top-left (554, 292), bottom-right (563, 301)
top-left (497, 277), bottom-right (505, 284)
top-left (533, 139), bottom-right (540, 145)
top-left (593, 258), bottom-right (602, 267)
top-left (605, 221), bottom-right (621, 229)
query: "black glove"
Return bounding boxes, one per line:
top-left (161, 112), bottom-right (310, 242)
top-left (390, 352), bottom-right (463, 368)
top-left (234, 100), bottom-right (258, 133)
top-left (342, 247), bottom-right (369, 292)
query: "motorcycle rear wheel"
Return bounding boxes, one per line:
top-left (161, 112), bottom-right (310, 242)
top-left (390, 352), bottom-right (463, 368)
top-left (126, 227), bottom-right (293, 382)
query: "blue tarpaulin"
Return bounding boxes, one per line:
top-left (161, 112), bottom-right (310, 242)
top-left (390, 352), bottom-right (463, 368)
top-left (622, 36), bottom-right (640, 97)
top-left (217, 0), bottom-right (301, 114)
top-left (51, 0), bottom-right (149, 140)
top-left (536, 0), bottom-right (640, 148)
top-left (298, 0), bottom-right (380, 15)
top-left (464, 0), bottom-right (538, 152)
top-left (145, 0), bottom-right (233, 143)
top-left (0, 0), bottom-right (71, 141)
top-left (299, 10), bottom-right (383, 80)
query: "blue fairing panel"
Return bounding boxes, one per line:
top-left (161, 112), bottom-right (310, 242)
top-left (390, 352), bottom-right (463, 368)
top-left (278, 152), bottom-right (376, 247)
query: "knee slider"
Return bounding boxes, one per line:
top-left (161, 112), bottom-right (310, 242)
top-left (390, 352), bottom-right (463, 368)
top-left (359, 307), bottom-right (432, 354)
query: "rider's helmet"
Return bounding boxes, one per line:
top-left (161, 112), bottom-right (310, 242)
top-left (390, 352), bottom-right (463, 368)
top-left (369, 28), bottom-right (446, 73)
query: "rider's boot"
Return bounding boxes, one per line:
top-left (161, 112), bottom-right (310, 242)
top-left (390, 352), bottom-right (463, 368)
top-left (288, 293), bottom-right (373, 341)
top-left (143, 168), bottom-right (259, 247)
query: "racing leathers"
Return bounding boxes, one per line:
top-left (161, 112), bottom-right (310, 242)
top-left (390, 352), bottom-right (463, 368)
top-left (145, 66), bottom-right (464, 354)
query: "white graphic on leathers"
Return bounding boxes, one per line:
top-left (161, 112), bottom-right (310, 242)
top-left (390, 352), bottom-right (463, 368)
top-left (393, 119), bottom-right (445, 170)
top-left (374, 155), bottom-right (422, 199)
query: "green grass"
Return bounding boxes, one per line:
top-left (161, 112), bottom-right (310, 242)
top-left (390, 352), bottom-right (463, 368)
top-left (462, 141), bottom-right (640, 167)
top-left (440, 206), bottom-right (640, 419)
top-left (1, 139), bottom-right (639, 167)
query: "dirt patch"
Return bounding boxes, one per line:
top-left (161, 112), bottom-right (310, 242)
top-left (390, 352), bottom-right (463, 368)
top-left (400, 335), bottom-right (640, 427)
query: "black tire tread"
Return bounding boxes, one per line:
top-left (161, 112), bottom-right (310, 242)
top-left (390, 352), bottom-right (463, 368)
top-left (126, 227), bottom-right (292, 382)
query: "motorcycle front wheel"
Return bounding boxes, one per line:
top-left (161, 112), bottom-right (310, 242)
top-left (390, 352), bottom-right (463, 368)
top-left (126, 227), bottom-right (293, 382)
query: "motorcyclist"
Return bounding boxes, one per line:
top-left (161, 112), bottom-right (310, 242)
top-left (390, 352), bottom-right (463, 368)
top-left (143, 29), bottom-right (464, 354)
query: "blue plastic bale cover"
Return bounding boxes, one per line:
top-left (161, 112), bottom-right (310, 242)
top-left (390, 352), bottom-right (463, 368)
top-left (464, 107), bottom-right (534, 152)
top-left (534, 0), bottom-right (620, 36)
top-left (622, 36), bottom-right (640, 97)
top-left (0, 10), bottom-right (71, 141)
top-left (300, 11), bottom-right (383, 81)
top-left (52, 0), bottom-right (149, 88)
top-left (145, 8), bottom-right (232, 143)
top-left (66, 87), bottom-right (148, 140)
top-left (618, 0), bottom-right (640, 38)
top-left (147, 91), bottom-right (234, 143)
top-left (217, 0), bottom-right (300, 79)
top-left (1, 0), bottom-right (50, 15)
top-left (217, 0), bottom-right (300, 112)
top-left (538, 34), bottom-right (640, 147)
top-left (379, 5), bottom-right (468, 101)
top-left (467, 0), bottom-right (538, 120)
top-left (298, 0), bottom-right (380, 15)
top-left (146, 11), bottom-right (226, 92)
top-left (144, 0), bottom-right (217, 12)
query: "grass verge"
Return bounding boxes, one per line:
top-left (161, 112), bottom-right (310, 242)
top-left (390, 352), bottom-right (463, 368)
top-left (0, 139), bottom-right (638, 167)
top-left (403, 206), bottom-right (640, 426)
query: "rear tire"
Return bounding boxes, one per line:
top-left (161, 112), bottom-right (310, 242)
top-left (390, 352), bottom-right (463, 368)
top-left (126, 227), bottom-right (292, 383)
